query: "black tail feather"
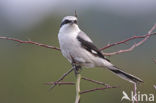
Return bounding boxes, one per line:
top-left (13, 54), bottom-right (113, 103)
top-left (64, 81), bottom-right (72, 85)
top-left (107, 66), bottom-right (143, 83)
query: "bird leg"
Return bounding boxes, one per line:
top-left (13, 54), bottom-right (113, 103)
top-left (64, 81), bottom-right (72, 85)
top-left (70, 55), bottom-right (82, 75)
top-left (72, 62), bottom-right (81, 75)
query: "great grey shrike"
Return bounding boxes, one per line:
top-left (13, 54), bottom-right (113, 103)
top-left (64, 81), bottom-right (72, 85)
top-left (58, 16), bottom-right (143, 84)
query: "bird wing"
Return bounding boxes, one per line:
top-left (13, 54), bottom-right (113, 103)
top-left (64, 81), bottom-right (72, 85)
top-left (77, 31), bottom-right (110, 61)
top-left (78, 31), bottom-right (93, 43)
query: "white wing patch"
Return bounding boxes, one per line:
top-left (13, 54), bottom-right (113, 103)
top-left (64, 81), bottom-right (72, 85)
top-left (91, 50), bottom-right (98, 54)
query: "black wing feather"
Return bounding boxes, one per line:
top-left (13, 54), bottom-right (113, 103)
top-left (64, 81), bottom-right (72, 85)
top-left (77, 35), bottom-right (110, 62)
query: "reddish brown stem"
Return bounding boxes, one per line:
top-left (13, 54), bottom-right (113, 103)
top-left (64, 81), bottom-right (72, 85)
top-left (100, 32), bottom-right (156, 51)
top-left (100, 35), bottom-right (146, 50)
top-left (44, 82), bottom-right (75, 85)
top-left (80, 86), bottom-right (117, 94)
top-left (82, 77), bottom-right (107, 86)
top-left (102, 24), bottom-right (156, 56)
top-left (0, 36), bottom-right (60, 51)
top-left (49, 67), bottom-right (74, 89)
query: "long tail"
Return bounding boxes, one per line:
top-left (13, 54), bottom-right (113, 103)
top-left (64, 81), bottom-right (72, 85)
top-left (105, 65), bottom-right (143, 84)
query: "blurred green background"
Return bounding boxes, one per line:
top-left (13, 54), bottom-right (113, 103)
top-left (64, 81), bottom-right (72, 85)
top-left (0, 0), bottom-right (156, 103)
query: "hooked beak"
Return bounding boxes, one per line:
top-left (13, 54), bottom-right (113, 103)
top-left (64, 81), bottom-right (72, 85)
top-left (70, 21), bottom-right (74, 25)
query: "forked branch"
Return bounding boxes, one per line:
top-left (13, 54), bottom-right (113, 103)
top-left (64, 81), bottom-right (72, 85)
top-left (102, 24), bottom-right (156, 56)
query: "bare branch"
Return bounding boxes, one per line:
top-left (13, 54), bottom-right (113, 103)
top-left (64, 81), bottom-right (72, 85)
top-left (100, 32), bottom-right (156, 51)
top-left (80, 86), bottom-right (117, 94)
top-left (44, 81), bottom-right (75, 85)
top-left (49, 67), bottom-right (74, 89)
top-left (0, 36), bottom-right (60, 51)
top-left (82, 77), bottom-right (108, 86)
top-left (101, 24), bottom-right (156, 56)
top-left (45, 77), bottom-right (111, 87)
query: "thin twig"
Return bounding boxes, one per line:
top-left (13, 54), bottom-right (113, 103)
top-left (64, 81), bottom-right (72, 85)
top-left (44, 82), bottom-right (75, 85)
top-left (49, 67), bottom-right (74, 89)
top-left (80, 86), bottom-right (117, 94)
top-left (100, 32), bottom-right (156, 51)
top-left (82, 77), bottom-right (108, 86)
top-left (0, 36), bottom-right (60, 51)
top-left (102, 24), bottom-right (156, 56)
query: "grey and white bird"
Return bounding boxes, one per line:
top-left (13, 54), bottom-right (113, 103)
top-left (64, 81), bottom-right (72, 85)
top-left (58, 16), bottom-right (143, 84)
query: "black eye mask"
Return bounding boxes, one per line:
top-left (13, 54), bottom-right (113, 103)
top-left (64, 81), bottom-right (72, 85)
top-left (60, 20), bottom-right (77, 27)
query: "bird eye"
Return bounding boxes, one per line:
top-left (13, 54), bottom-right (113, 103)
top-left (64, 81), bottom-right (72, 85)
top-left (74, 20), bottom-right (77, 24)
